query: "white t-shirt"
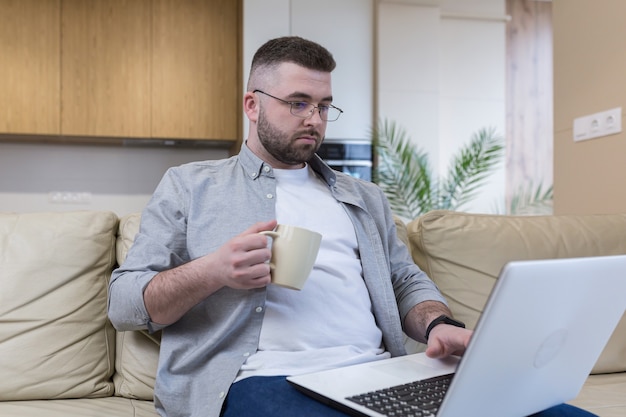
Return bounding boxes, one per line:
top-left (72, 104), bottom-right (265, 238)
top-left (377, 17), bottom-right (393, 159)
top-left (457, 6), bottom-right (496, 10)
top-left (237, 164), bottom-right (389, 380)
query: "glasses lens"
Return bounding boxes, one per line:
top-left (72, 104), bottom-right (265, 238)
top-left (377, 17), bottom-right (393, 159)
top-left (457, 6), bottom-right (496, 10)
top-left (324, 107), bottom-right (341, 122)
top-left (289, 102), bottom-right (342, 122)
top-left (290, 102), bottom-right (315, 117)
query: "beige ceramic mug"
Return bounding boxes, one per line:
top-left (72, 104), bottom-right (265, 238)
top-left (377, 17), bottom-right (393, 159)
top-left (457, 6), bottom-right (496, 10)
top-left (260, 224), bottom-right (322, 290)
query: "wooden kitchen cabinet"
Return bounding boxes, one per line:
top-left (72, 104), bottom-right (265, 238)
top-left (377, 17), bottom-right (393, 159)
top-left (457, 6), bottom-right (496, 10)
top-left (0, 0), bottom-right (61, 134)
top-left (151, 0), bottom-right (240, 141)
top-left (1, 0), bottom-right (241, 143)
top-left (61, 0), bottom-right (152, 137)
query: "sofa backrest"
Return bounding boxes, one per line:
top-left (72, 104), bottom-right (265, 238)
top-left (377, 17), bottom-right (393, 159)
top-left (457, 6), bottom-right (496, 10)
top-left (111, 210), bottom-right (626, 401)
top-left (112, 212), bottom-right (160, 401)
top-left (407, 210), bottom-right (626, 375)
top-left (0, 211), bottom-right (118, 401)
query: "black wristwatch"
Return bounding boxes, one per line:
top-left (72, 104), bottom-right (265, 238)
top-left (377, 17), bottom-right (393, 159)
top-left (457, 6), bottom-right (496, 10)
top-left (425, 315), bottom-right (465, 341)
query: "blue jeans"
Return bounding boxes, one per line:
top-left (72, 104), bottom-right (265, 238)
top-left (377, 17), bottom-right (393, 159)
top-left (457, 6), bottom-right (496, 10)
top-left (221, 376), bottom-right (597, 417)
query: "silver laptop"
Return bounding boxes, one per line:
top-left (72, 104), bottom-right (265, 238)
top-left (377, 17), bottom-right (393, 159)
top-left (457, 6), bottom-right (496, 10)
top-left (288, 255), bottom-right (626, 417)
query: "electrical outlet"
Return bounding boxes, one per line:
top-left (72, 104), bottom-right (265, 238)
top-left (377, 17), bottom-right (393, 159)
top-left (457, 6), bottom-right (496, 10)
top-left (48, 191), bottom-right (93, 204)
top-left (573, 107), bottom-right (622, 142)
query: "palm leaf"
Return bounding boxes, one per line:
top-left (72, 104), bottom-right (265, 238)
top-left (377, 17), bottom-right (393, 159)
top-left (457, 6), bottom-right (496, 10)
top-left (439, 127), bottom-right (504, 210)
top-left (509, 181), bottom-right (553, 215)
top-left (372, 120), bottom-right (433, 219)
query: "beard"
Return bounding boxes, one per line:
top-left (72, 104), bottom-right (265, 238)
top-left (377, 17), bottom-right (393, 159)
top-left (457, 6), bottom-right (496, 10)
top-left (257, 107), bottom-right (322, 166)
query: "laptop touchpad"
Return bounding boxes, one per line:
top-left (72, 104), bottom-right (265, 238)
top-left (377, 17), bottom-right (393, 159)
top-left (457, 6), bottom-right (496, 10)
top-left (370, 355), bottom-right (459, 379)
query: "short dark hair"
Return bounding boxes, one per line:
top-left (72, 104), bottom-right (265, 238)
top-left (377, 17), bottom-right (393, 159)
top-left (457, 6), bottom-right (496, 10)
top-left (248, 36), bottom-right (336, 90)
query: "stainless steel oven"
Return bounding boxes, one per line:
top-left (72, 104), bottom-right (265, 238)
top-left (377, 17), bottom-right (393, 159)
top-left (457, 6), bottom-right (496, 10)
top-left (316, 139), bottom-right (373, 181)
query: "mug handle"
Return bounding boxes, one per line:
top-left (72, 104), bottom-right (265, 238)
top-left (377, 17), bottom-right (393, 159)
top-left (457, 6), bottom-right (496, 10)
top-left (259, 231), bottom-right (278, 270)
top-left (259, 230), bottom-right (279, 239)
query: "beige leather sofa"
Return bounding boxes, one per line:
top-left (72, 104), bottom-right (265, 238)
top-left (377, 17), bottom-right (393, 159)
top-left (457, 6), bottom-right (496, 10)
top-left (0, 211), bottom-right (158, 417)
top-left (0, 210), bottom-right (624, 416)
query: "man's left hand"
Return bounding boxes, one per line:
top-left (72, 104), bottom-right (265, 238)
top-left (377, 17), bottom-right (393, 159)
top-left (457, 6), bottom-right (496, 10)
top-left (425, 325), bottom-right (473, 359)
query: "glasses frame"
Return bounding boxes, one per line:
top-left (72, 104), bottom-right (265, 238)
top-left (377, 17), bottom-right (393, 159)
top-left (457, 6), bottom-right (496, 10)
top-left (253, 89), bottom-right (343, 122)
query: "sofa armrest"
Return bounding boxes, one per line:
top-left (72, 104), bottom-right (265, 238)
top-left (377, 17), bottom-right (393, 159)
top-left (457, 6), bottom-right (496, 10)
top-left (0, 211), bottom-right (118, 401)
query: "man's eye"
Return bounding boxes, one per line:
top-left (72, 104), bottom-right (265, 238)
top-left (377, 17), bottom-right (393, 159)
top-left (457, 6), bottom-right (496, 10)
top-left (318, 105), bottom-right (330, 113)
top-left (291, 102), bottom-right (310, 112)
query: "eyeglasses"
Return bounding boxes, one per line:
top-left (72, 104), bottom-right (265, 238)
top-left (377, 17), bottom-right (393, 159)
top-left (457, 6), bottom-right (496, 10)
top-left (253, 89), bottom-right (343, 122)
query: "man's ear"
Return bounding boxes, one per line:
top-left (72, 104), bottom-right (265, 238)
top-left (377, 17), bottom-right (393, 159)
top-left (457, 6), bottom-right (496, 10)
top-left (243, 92), bottom-right (259, 122)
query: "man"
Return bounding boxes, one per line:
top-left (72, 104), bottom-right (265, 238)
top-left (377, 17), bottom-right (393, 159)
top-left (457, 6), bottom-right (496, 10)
top-left (108, 37), bottom-right (594, 417)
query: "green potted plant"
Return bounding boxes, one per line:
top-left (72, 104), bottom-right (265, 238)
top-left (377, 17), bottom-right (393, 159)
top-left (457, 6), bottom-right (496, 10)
top-left (372, 119), bottom-right (504, 220)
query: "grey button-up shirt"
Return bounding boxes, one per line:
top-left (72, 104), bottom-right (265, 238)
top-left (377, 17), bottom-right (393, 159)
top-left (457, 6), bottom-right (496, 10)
top-left (108, 143), bottom-right (446, 417)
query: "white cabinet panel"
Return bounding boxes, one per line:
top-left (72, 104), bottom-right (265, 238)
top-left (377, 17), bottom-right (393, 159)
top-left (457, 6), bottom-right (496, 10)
top-left (243, 0), bottom-right (374, 140)
top-left (291, 0), bottom-right (374, 139)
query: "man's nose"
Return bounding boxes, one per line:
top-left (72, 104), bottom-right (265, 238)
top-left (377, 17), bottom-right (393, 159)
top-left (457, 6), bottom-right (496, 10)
top-left (304, 108), bottom-right (325, 125)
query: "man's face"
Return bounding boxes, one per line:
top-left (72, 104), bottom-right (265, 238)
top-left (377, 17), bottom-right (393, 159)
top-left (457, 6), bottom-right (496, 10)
top-left (256, 103), bottom-right (321, 167)
top-left (248, 62), bottom-right (333, 169)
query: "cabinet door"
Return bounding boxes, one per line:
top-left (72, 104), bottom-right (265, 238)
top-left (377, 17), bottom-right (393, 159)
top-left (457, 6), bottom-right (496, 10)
top-left (291, 0), bottom-right (374, 140)
top-left (61, 0), bottom-right (151, 137)
top-left (152, 0), bottom-right (240, 141)
top-left (0, 0), bottom-right (60, 134)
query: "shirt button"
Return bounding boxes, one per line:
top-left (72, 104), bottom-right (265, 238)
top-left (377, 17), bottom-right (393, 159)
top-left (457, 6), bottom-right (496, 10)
top-left (263, 166), bottom-right (271, 172)
top-left (243, 352), bottom-right (250, 357)
top-left (266, 193), bottom-right (273, 199)
top-left (251, 172), bottom-right (258, 178)
top-left (255, 306), bottom-right (263, 313)
top-left (219, 391), bottom-right (225, 399)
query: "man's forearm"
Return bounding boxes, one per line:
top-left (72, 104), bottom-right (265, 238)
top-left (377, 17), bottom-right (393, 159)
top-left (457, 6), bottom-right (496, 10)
top-left (403, 300), bottom-right (453, 343)
top-left (144, 257), bottom-right (223, 326)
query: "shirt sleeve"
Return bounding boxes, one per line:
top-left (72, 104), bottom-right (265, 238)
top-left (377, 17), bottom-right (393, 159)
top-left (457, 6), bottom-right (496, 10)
top-left (108, 167), bottom-right (190, 332)
top-left (382, 195), bottom-right (448, 322)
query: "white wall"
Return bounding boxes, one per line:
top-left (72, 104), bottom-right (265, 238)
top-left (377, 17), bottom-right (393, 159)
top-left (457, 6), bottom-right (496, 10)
top-left (377, 0), bottom-right (507, 213)
top-left (242, 0), bottom-right (374, 141)
top-left (0, 142), bottom-right (228, 215)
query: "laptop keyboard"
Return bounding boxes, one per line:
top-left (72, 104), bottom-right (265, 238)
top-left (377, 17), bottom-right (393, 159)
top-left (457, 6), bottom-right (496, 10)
top-left (345, 373), bottom-right (453, 417)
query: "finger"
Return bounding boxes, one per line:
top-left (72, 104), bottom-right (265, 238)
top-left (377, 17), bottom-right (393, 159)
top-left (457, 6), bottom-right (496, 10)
top-left (235, 261), bottom-right (272, 289)
top-left (425, 339), bottom-right (443, 358)
top-left (241, 219), bottom-right (278, 235)
top-left (225, 240), bottom-right (271, 270)
top-left (249, 265), bottom-right (272, 285)
top-left (227, 224), bottom-right (276, 254)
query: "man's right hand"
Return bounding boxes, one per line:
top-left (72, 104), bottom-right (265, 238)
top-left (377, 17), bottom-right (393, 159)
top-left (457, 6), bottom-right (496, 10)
top-left (143, 220), bottom-right (277, 325)
top-left (211, 220), bottom-right (277, 290)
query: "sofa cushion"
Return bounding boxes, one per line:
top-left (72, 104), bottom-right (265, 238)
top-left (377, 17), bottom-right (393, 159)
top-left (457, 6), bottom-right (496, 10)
top-left (113, 213), bottom-right (160, 400)
top-left (394, 215), bottom-right (409, 247)
top-left (407, 210), bottom-right (626, 375)
top-left (0, 211), bottom-right (118, 400)
top-left (113, 329), bottom-right (160, 400)
top-left (115, 212), bottom-right (142, 268)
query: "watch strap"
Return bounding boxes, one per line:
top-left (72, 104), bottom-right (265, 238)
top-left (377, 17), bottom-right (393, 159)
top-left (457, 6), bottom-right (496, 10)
top-left (425, 314), bottom-right (465, 341)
